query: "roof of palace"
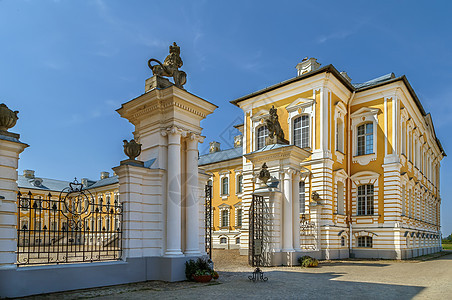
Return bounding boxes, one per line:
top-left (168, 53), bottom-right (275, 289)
top-left (18, 175), bottom-right (119, 193)
top-left (198, 147), bottom-right (243, 166)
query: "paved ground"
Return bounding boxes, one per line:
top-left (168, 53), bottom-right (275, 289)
top-left (25, 250), bottom-right (452, 300)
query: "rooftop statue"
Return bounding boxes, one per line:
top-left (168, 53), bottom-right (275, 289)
top-left (148, 42), bottom-right (187, 89)
top-left (265, 105), bottom-right (289, 145)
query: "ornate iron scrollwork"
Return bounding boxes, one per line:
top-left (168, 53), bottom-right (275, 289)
top-left (59, 178), bottom-right (93, 230)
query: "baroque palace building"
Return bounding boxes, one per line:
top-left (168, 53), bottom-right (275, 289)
top-left (198, 57), bottom-right (445, 261)
top-left (17, 57), bottom-right (445, 262)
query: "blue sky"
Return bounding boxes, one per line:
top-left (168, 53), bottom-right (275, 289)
top-left (1, 0), bottom-right (451, 236)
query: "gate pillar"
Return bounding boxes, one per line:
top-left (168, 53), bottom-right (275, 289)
top-left (0, 104), bottom-right (28, 269)
top-left (115, 74), bottom-right (216, 281)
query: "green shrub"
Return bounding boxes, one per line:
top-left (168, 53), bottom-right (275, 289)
top-left (185, 257), bottom-right (214, 280)
top-left (297, 255), bottom-right (319, 268)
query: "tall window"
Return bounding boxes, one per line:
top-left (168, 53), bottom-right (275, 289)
top-left (299, 181), bottom-right (305, 214)
top-left (257, 125), bottom-right (268, 150)
top-left (221, 210), bottom-right (229, 227)
top-left (402, 122), bottom-right (406, 155)
top-left (336, 118), bottom-right (344, 152)
top-left (294, 115), bottom-right (310, 148)
top-left (236, 208), bottom-right (242, 227)
top-left (401, 186), bottom-right (406, 215)
top-left (357, 236), bottom-right (373, 248)
top-left (357, 123), bottom-right (373, 155)
top-left (221, 177), bottom-right (229, 195)
top-left (357, 184), bottom-right (374, 215)
top-left (237, 174), bottom-right (243, 194)
top-left (337, 182), bottom-right (345, 214)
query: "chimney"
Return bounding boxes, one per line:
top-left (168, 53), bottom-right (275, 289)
top-left (23, 169), bottom-right (35, 179)
top-left (100, 172), bottom-right (110, 180)
top-left (209, 141), bottom-right (221, 153)
top-left (234, 135), bottom-right (243, 148)
top-left (295, 57), bottom-right (321, 76)
top-left (340, 71), bottom-right (352, 82)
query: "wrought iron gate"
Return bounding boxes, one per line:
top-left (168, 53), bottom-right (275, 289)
top-left (249, 194), bottom-right (264, 267)
top-left (205, 184), bottom-right (212, 259)
top-left (17, 179), bottom-right (123, 266)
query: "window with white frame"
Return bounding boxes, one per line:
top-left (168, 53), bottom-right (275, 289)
top-left (236, 208), bottom-right (242, 227)
top-left (357, 184), bottom-right (374, 215)
top-left (257, 125), bottom-right (268, 150)
top-left (337, 181), bottom-right (345, 215)
top-left (220, 237), bottom-right (227, 244)
top-left (221, 177), bottom-right (229, 196)
top-left (357, 236), bottom-right (373, 248)
top-left (402, 122), bottom-right (406, 155)
top-left (221, 209), bottom-right (229, 227)
top-left (336, 118), bottom-right (344, 152)
top-left (357, 123), bottom-right (373, 155)
top-left (236, 174), bottom-right (243, 194)
top-left (293, 115), bottom-right (310, 148)
top-left (401, 186), bottom-right (406, 215)
top-left (236, 237), bottom-right (240, 244)
top-left (299, 181), bottom-right (305, 214)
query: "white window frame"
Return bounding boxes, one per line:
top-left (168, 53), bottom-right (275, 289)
top-left (293, 114), bottom-right (310, 148)
top-left (256, 125), bottom-right (268, 150)
top-left (351, 107), bottom-right (379, 165)
top-left (219, 204), bottom-right (230, 228)
top-left (334, 168), bottom-right (347, 216)
top-left (286, 98), bottom-right (315, 149)
top-left (219, 171), bottom-right (230, 199)
top-left (334, 101), bottom-right (347, 163)
top-left (351, 171), bottom-right (379, 217)
top-left (235, 170), bottom-right (243, 196)
top-left (234, 202), bottom-right (243, 227)
top-left (251, 109), bottom-right (269, 151)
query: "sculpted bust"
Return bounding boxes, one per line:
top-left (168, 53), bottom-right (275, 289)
top-left (148, 42), bottom-right (187, 89)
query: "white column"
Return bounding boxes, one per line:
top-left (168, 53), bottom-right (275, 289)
top-left (0, 136), bottom-right (28, 269)
top-left (282, 169), bottom-right (294, 252)
top-left (166, 127), bottom-right (183, 256)
top-left (292, 171), bottom-right (301, 251)
top-left (185, 134), bottom-right (201, 254)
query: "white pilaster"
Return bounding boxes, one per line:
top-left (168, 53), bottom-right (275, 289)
top-left (292, 171), bottom-right (301, 251)
top-left (165, 127), bottom-right (183, 256)
top-left (0, 135), bottom-right (28, 269)
top-left (184, 134), bottom-right (202, 254)
top-left (282, 168), bottom-right (294, 252)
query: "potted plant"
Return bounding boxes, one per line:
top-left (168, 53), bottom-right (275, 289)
top-left (297, 255), bottom-right (319, 268)
top-left (185, 257), bottom-right (217, 283)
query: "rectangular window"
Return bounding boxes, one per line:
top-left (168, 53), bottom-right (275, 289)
top-left (357, 184), bottom-right (374, 216)
top-left (237, 175), bottom-right (243, 194)
top-left (236, 209), bottom-right (242, 227)
top-left (336, 119), bottom-right (344, 152)
top-left (357, 123), bottom-right (373, 155)
top-left (299, 181), bottom-right (305, 214)
top-left (357, 236), bottom-right (373, 248)
top-left (294, 115), bottom-right (310, 148)
top-left (257, 126), bottom-right (268, 150)
top-left (221, 210), bottom-right (229, 227)
top-left (337, 182), bottom-right (345, 215)
top-left (221, 177), bottom-right (229, 196)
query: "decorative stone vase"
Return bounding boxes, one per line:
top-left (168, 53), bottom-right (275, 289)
top-left (0, 103), bottom-right (19, 131)
top-left (123, 139), bottom-right (142, 160)
top-left (193, 274), bottom-right (212, 283)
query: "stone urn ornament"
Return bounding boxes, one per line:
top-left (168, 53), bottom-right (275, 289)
top-left (123, 139), bottom-right (142, 160)
top-left (0, 103), bottom-right (19, 132)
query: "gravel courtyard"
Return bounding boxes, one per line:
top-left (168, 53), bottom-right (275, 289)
top-left (26, 250), bottom-right (452, 300)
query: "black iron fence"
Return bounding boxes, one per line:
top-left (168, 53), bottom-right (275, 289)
top-left (17, 181), bottom-right (123, 266)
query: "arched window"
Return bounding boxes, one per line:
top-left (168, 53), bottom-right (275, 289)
top-left (337, 181), bottom-right (345, 215)
top-left (221, 210), bottom-right (229, 227)
top-left (221, 177), bottom-right (229, 195)
top-left (294, 115), bottom-right (310, 148)
top-left (336, 118), bottom-right (344, 152)
top-left (257, 125), bottom-right (268, 150)
top-left (299, 181), bottom-right (305, 214)
top-left (220, 237), bottom-right (227, 244)
top-left (357, 184), bottom-right (374, 215)
top-left (357, 123), bottom-right (373, 155)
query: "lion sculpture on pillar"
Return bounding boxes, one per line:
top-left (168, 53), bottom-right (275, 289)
top-left (148, 42), bottom-right (187, 89)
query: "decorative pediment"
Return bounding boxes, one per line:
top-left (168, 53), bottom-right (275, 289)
top-left (350, 170), bottom-right (380, 181)
top-left (233, 201), bottom-right (242, 208)
top-left (218, 203), bottom-right (231, 209)
top-left (350, 107), bottom-right (380, 119)
top-left (285, 98), bottom-right (315, 113)
top-left (334, 168), bottom-right (348, 182)
top-left (251, 109), bottom-right (269, 122)
top-left (334, 101), bottom-right (347, 115)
